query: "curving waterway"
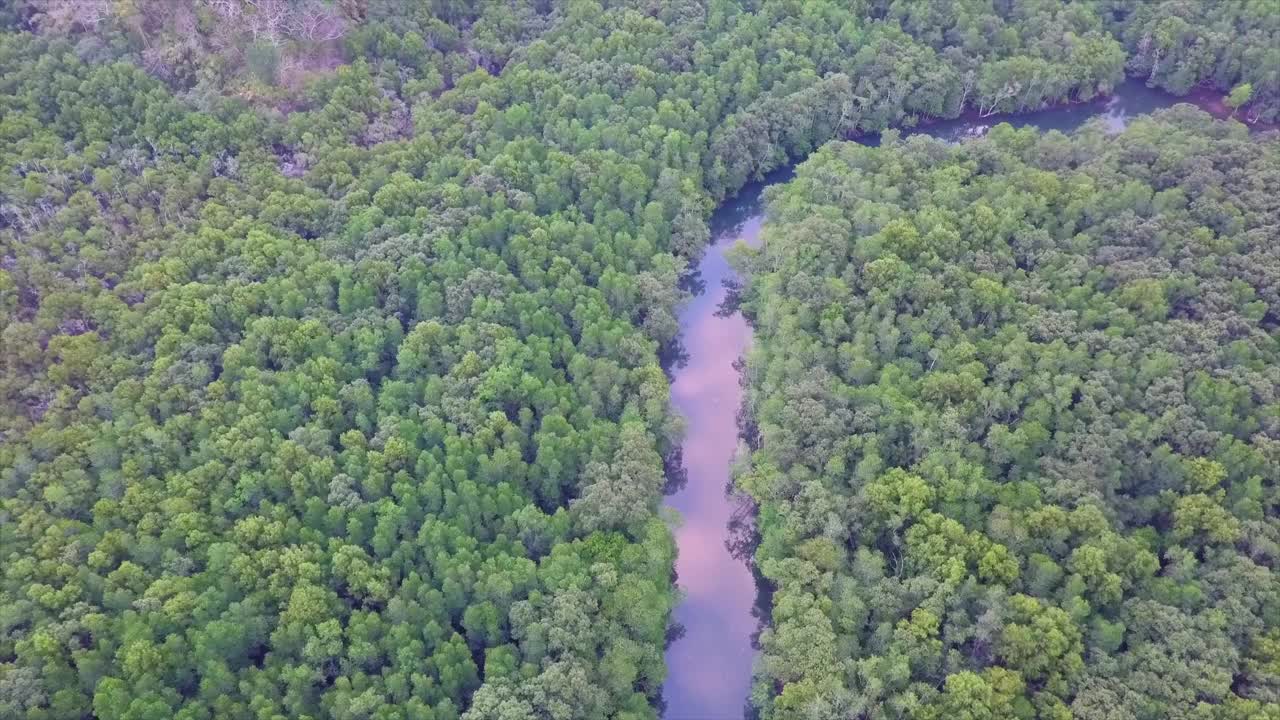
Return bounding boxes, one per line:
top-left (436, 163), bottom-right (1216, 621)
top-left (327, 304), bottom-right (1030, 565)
top-left (658, 78), bottom-right (1259, 719)
top-left (660, 168), bottom-right (786, 720)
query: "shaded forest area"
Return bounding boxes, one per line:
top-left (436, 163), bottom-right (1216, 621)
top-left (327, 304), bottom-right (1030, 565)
top-left (736, 112), bottom-right (1279, 719)
top-left (0, 1), bottom-right (1277, 719)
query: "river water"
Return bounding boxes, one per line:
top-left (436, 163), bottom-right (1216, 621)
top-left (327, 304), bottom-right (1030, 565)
top-left (658, 78), bottom-right (1248, 719)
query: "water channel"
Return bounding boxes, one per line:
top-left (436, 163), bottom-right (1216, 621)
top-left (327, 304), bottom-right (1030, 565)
top-left (658, 78), bottom-right (1259, 719)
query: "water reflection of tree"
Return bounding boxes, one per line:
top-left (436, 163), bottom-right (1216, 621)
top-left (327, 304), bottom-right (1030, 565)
top-left (723, 477), bottom-right (775, 655)
top-left (747, 563), bottom-right (775, 651)
top-left (662, 446), bottom-right (689, 496)
top-left (724, 483), bottom-right (757, 563)
top-left (716, 276), bottom-right (743, 318)
top-left (653, 683), bottom-right (670, 718)
top-left (658, 338), bottom-right (689, 380)
top-left (677, 264), bottom-right (706, 297)
top-left (664, 621), bottom-right (686, 649)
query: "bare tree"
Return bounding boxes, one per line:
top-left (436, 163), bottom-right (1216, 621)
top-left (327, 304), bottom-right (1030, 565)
top-left (34, 0), bottom-right (113, 32)
top-left (287, 1), bottom-right (347, 43)
top-left (245, 0), bottom-right (290, 45)
top-left (205, 0), bottom-right (243, 22)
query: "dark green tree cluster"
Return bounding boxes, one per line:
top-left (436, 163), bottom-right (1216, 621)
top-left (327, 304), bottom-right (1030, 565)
top-left (734, 110), bottom-right (1280, 719)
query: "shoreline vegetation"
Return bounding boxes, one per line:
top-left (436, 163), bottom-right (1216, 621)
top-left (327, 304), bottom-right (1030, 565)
top-left (885, 79), bottom-right (1280, 136)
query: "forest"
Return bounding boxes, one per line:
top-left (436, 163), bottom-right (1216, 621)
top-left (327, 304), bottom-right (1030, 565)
top-left (736, 113), bottom-right (1280, 718)
top-left (0, 1), bottom-right (1276, 719)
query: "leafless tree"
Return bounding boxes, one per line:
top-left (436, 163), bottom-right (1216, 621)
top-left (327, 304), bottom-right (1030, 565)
top-left (35, 0), bottom-right (113, 32)
top-left (206, 0), bottom-right (243, 22)
top-left (287, 1), bottom-right (347, 43)
top-left (245, 0), bottom-right (290, 45)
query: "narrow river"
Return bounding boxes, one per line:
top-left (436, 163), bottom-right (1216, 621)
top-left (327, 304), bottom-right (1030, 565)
top-left (659, 77), bottom-right (1255, 719)
top-left (660, 169), bottom-right (787, 719)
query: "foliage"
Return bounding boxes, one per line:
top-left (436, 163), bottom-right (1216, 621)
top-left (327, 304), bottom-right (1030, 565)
top-left (1109, 0), bottom-right (1280, 121)
top-left (736, 110), bottom-right (1280, 719)
top-left (2, 1), bottom-right (1278, 718)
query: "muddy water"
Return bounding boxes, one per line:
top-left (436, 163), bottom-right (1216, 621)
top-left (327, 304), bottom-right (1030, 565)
top-left (659, 78), bottom-right (1242, 719)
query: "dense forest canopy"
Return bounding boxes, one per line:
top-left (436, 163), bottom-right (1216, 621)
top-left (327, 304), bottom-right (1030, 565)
top-left (0, 0), bottom-right (1276, 718)
top-left (736, 111), bottom-right (1280, 719)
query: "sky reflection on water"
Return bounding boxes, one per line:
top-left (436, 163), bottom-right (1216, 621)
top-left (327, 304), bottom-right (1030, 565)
top-left (660, 183), bottom-right (769, 719)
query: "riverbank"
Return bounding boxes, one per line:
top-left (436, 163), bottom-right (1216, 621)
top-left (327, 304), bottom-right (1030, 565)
top-left (846, 76), bottom-right (1275, 147)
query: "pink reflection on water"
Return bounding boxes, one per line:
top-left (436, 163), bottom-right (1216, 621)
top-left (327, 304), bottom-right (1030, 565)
top-left (672, 523), bottom-right (754, 598)
top-left (662, 211), bottom-right (767, 719)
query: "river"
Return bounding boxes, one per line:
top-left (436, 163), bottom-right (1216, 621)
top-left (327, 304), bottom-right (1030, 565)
top-left (658, 77), bottom-right (1256, 719)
